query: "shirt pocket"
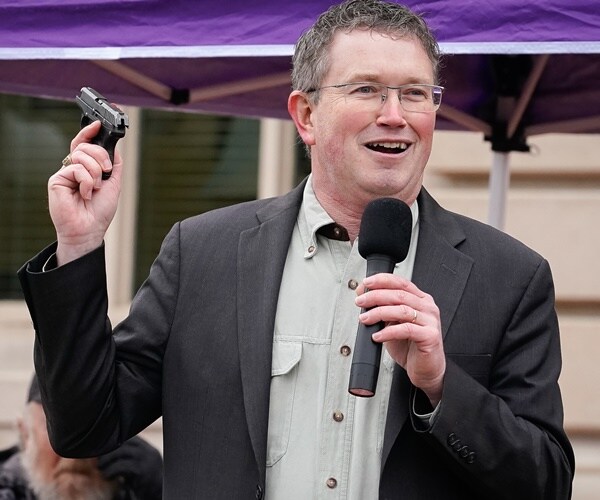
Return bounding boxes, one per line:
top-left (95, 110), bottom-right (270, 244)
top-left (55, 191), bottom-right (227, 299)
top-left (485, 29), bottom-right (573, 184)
top-left (266, 340), bottom-right (302, 467)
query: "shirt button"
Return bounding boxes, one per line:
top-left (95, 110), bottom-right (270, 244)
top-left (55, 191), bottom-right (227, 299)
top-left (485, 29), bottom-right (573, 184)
top-left (340, 345), bottom-right (351, 356)
top-left (333, 411), bottom-right (344, 422)
top-left (308, 245), bottom-right (316, 254)
top-left (326, 477), bottom-right (338, 489)
top-left (347, 279), bottom-right (358, 290)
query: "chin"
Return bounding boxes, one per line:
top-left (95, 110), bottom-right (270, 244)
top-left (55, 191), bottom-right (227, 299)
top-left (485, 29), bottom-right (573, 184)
top-left (361, 178), bottom-right (405, 199)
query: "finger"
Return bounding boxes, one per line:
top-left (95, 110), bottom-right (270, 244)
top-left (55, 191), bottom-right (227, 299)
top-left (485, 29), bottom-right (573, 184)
top-left (359, 303), bottom-right (421, 326)
top-left (70, 120), bottom-right (102, 151)
top-left (51, 162), bottom-right (95, 199)
top-left (66, 154), bottom-right (102, 191)
top-left (72, 142), bottom-right (114, 181)
top-left (355, 287), bottom-right (421, 314)
top-left (363, 273), bottom-right (426, 297)
top-left (107, 146), bottom-right (124, 184)
top-left (71, 163), bottom-right (96, 200)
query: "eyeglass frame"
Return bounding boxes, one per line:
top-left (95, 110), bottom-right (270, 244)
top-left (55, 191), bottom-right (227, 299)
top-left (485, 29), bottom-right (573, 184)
top-left (306, 82), bottom-right (445, 113)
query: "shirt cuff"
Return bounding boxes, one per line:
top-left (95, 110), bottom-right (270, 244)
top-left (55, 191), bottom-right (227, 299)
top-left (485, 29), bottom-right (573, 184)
top-left (412, 387), bottom-right (441, 429)
top-left (413, 398), bottom-right (441, 426)
top-left (41, 252), bottom-right (58, 272)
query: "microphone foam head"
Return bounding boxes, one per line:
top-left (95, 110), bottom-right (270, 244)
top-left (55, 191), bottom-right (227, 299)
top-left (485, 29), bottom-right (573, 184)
top-left (358, 197), bottom-right (413, 262)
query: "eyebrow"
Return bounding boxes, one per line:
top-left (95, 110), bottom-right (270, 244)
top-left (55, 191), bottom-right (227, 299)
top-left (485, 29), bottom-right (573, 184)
top-left (345, 73), bottom-right (432, 85)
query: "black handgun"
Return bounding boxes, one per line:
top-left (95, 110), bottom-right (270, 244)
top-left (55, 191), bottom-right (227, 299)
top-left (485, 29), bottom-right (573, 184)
top-left (75, 87), bottom-right (129, 179)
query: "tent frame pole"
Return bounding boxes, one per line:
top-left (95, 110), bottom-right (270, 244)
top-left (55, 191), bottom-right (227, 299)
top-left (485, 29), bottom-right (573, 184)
top-left (488, 151), bottom-right (510, 230)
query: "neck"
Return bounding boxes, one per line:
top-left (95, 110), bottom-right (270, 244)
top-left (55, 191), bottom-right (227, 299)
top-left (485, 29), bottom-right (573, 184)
top-left (312, 190), bottom-right (364, 242)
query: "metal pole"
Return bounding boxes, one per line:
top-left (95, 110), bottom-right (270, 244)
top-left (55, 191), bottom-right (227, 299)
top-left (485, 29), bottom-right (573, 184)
top-left (488, 151), bottom-right (510, 230)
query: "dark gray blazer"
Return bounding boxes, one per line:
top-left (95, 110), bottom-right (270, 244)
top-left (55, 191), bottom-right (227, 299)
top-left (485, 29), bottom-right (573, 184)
top-left (19, 181), bottom-right (574, 499)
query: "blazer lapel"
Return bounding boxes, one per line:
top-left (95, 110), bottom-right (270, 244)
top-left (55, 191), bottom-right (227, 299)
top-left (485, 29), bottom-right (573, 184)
top-left (412, 189), bottom-right (473, 340)
top-left (382, 188), bottom-right (474, 466)
top-left (236, 182), bottom-right (305, 481)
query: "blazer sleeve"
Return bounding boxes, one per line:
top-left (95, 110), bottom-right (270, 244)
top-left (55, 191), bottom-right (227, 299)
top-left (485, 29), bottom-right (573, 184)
top-left (412, 258), bottom-right (575, 500)
top-left (17, 224), bottom-right (182, 457)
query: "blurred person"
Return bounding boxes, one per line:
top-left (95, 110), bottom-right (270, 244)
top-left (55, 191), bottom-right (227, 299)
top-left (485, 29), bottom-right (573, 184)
top-left (0, 377), bottom-right (163, 500)
top-left (18, 1), bottom-right (574, 498)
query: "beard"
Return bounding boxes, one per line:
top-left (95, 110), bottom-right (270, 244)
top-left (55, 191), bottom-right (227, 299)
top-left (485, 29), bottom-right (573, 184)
top-left (21, 439), bottom-right (117, 500)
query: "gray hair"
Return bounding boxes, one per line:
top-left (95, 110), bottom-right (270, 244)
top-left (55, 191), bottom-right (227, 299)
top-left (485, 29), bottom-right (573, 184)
top-left (291, 0), bottom-right (441, 95)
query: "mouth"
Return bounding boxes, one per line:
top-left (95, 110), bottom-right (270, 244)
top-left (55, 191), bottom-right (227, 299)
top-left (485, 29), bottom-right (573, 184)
top-left (365, 141), bottom-right (410, 154)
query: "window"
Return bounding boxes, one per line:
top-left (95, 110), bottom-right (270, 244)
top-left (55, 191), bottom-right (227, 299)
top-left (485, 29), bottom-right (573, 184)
top-left (0, 95), bottom-right (260, 298)
top-left (135, 109), bottom-right (260, 289)
top-left (0, 95), bottom-right (76, 298)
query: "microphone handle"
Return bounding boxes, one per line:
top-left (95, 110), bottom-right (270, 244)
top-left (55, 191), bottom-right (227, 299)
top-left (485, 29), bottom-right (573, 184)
top-left (348, 254), bottom-right (396, 397)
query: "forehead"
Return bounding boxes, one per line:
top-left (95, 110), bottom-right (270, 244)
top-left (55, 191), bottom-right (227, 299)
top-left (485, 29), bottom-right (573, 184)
top-left (324, 29), bottom-right (434, 84)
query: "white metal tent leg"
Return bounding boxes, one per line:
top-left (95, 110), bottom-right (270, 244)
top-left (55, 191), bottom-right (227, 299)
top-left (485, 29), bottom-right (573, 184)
top-left (258, 118), bottom-right (296, 199)
top-left (488, 151), bottom-right (510, 230)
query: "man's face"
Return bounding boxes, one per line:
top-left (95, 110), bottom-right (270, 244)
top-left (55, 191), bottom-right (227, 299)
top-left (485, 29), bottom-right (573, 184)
top-left (304, 30), bottom-right (437, 210)
top-left (20, 403), bottom-right (116, 500)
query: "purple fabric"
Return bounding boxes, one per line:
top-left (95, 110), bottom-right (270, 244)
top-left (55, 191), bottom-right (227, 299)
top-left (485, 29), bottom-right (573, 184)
top-left (0, 0), bottom-right (599, 133)
top-left (2, 0), bottom-right (599, 49)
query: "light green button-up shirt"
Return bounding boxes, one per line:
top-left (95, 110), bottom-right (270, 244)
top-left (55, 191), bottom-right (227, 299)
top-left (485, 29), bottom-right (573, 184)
top-left (265, 176), bottom-right (419, 499)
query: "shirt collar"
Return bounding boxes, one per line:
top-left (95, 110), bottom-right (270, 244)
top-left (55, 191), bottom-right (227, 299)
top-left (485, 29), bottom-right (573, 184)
top-left (298, 174), bottom-right (420, 259)
top-left (298, 175), bottom-right (335, 258)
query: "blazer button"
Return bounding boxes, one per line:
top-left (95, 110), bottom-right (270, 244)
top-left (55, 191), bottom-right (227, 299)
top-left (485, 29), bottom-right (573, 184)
top-left (255, 484), bottom-right (264, 499)
top-left (452, 440), bottom-right (463, 452)
top-left (467, 452), bottom-right (476, 464)
top-left (458, 446), bottom-right (470, 458)
top-left (447, 433), bottom-right (459, 446)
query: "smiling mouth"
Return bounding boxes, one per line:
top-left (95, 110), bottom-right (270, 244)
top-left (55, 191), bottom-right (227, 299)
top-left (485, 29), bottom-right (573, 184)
top-left (366, 142), bottom-right (409, 154)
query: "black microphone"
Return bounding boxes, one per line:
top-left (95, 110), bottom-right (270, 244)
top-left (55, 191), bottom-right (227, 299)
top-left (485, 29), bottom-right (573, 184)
top-left (348, 197), bottom-right (413, 397)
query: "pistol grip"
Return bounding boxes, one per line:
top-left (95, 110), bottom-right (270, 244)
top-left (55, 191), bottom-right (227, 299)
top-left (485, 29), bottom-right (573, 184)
top-left (81, 116), bottom-right (120, 180)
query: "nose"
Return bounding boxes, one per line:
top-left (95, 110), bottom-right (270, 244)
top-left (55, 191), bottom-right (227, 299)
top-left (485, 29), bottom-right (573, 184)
top-left (376, 89), bottom-right (408, 127)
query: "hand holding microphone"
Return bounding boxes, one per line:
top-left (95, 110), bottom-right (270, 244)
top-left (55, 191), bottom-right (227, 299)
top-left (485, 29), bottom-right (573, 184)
top-left (348, 197), bottom-right (412, 397)
top-left (348, 198), bottom-right (446, 404)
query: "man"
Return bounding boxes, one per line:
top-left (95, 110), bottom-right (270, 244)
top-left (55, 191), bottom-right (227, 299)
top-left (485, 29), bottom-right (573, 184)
top-left (0, 377), bottom-right (163, 500)
top-left (18, 0), bottom-right (574, 498)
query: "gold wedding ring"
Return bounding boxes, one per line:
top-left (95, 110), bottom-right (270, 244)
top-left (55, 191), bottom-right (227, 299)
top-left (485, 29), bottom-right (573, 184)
top-left (411, 309), bottom-right (418, 323)
top-left (61, 154), bottom-right (73, 167)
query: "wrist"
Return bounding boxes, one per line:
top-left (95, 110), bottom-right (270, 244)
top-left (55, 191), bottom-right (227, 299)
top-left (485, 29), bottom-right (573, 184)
top-left (56, 238), bottom-right (103, 266)
top-left (422, 373), bottom-right (445, 408)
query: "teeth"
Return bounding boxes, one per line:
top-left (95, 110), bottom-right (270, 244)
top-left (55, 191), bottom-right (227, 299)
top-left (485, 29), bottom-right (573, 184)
top-left (371, 142), bottom-right (408, 150)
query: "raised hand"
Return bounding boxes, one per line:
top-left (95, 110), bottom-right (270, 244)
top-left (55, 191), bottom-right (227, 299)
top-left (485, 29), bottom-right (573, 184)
top-left (49, 121), bottom-right (123, 265)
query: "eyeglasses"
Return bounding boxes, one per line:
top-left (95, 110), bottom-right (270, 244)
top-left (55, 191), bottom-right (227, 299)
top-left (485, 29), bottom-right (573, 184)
top-left (307, 82), bottom-right (444, 113)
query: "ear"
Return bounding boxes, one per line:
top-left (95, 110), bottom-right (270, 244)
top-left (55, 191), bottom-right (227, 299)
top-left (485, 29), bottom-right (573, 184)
top-left (288, 90), bottom-right (316, 148)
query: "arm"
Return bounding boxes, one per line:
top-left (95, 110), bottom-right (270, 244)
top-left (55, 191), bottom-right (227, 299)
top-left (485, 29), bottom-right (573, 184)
top-left (424, 259), bottom-right (574, 499)
top-left (357, 260), bottom-right (574, 499)
top-left (18, 222), bottom-right (182, 457)
top-left (17, 125), bottom-right (178, 457)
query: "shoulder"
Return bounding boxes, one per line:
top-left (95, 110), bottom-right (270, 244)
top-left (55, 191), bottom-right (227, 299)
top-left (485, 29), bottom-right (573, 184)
top-left (419, 188), bottom-right (545, 263)
top-left (418, 189), bottom-right (550, 290)
top-left (177, 181), bottom-right (306, 238)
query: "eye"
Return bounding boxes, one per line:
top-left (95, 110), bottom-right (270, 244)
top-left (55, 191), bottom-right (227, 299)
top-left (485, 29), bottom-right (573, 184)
top-left (402, 86), bottom-right (429, 101)
top-left (348, 84), bottom-right (381, 96)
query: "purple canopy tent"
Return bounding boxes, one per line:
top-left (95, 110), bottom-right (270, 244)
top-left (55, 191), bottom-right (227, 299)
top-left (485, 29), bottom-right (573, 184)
top-left (1, 0), bottom-right (599, 228)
